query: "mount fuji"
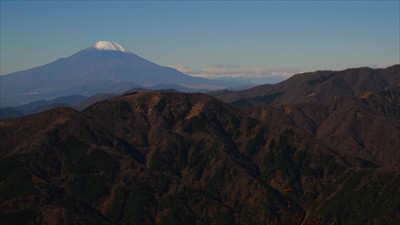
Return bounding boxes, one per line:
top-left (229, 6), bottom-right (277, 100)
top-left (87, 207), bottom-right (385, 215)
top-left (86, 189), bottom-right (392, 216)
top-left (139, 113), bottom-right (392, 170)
top-left (1, 41), bottom-right (240, 106)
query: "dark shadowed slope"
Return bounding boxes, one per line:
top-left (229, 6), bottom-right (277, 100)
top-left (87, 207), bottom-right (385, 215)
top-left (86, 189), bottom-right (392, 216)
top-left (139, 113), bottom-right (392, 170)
top-left (1, 91), bottom-right (399, 225)
top-left (247, 89), bottom-right (400, 168)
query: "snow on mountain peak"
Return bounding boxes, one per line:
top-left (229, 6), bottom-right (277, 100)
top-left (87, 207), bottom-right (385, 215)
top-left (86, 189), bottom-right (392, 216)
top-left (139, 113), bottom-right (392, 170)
top-left (91, 41), bottom-right (128, 52)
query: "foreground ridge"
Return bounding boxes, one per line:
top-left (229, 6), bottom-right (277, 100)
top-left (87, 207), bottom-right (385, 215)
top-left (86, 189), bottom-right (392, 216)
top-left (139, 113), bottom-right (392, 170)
top-left (0, 91), bottom-right (399, 224)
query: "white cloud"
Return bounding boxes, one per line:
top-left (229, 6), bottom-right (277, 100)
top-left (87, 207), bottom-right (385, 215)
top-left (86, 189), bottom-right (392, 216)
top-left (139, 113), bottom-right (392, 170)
top-left (374, 64), bottom-right (391, 69)
top-left (171, 64), bottom-right (300, 79)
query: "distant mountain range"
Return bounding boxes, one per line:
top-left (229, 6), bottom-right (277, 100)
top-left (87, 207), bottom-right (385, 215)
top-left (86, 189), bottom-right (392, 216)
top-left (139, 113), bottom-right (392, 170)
top-left (0, 41), bottom-right (245, 107)
top-left (0, 95), bottom-right (86, 119)
top-left (0, 65), bottom-right (399, 224)
top-left (0, 86), bottom-right (209, 119)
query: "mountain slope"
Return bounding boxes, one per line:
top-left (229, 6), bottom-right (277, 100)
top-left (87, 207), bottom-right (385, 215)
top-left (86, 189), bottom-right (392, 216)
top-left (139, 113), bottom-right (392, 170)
top-left (214, 65), bottom-right (400, 168)
top-left (1, 41), bottom-right (237, 106)
top-left (247, 92), bottom-right (400, 168)
top-left (215, 65), bottom-right (399, 106)
top-left (1, 91), bottom-right (399, 225)
top-left (0, 107), bottom-right (22, 119)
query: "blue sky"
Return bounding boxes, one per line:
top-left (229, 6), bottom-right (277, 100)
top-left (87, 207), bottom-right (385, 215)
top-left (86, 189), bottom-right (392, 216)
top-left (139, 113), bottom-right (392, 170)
top-left (1, 1), bottom-right (399, 82)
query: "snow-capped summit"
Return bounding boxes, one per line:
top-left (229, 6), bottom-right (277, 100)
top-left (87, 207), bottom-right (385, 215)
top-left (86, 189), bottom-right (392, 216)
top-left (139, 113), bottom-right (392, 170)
top-left (90, 41), bottom-right (128, 52)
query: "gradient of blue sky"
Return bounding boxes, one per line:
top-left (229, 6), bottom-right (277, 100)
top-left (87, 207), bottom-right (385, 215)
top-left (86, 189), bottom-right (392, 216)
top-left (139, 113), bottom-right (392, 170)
top-left (1, 1), bottom-right (399, 77)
